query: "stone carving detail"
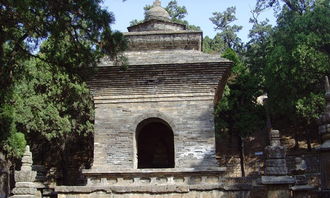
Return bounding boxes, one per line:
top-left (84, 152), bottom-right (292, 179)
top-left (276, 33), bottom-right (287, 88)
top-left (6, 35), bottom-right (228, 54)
top-left (10, 146), bottom-right (37, 198)
top-left (264, 130), bottom-right (288, 175)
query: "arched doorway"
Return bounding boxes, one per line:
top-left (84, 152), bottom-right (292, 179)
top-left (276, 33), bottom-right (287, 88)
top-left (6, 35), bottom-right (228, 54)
top-left (136, 118), bottom-right (174, 168)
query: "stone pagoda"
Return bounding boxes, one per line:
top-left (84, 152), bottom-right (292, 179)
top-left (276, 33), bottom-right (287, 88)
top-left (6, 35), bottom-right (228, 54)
top-left (10, 146), bottom-right (37, 198)
top-left (56, 1), bottom-right (233, 197)
top-left (261, 129), bottom-right (294, 198)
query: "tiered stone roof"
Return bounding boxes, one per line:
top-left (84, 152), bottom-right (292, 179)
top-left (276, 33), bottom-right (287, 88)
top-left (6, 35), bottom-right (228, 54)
top-left (89, 0), bottom-right (231, 104)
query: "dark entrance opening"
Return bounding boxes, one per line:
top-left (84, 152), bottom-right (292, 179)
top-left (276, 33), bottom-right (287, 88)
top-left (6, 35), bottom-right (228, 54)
top-left (136, 118), bottom-right (174, 168)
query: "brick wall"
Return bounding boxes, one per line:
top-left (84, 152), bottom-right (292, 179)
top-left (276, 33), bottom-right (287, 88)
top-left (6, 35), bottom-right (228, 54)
top-left (93, 97), bottom-right (218, 170)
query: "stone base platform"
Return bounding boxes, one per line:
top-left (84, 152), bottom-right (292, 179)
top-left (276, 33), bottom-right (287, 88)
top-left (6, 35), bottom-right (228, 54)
top-left (55, 168), bottom-right (253, 198)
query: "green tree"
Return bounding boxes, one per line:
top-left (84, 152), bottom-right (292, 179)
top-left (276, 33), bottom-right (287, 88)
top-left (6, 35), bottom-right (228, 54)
top-left (0, 0), bottom-right (126, 168)
top-left (10, 56), bottom-right (94, 183)
top-left (215, 49), bottom-right (264, 176)
top-left (262, 0), bottom-right (330, 149)
top-left (256, 0), bottom-right (315, 14)
top-left (244, 8), bottom-right (273, 85)
top-left (209, 7), bottom-right (243, 53)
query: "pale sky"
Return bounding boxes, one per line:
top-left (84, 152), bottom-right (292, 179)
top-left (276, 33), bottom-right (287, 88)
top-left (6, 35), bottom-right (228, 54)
top-left (102, 0), bottom-right (277, 43)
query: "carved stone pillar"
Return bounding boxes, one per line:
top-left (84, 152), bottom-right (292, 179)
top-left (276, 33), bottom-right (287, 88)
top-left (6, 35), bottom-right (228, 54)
top-left (10, 146), bottom-right (37, 198)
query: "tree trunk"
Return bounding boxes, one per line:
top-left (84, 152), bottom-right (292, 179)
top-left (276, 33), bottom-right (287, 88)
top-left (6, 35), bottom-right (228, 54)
top-left (306, 128), bottom-right (312, 151)
top-left (238, 136), bottom-right (245, 177)
top-left (60, 142), bottom-right (69, 185)
top-left (0, 152), bottom-right (10, 198)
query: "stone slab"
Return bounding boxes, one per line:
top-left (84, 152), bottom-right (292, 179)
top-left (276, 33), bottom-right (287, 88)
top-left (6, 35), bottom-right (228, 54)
top-left (83, 167), bottom-right (226, 175)
top-left (261, 176), bottom-right (295, 185)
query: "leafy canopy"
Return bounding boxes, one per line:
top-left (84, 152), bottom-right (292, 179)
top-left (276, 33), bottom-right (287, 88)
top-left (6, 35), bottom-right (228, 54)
top-left (0, 0), bottom-right (127, 158)
top-left (263, 0), bottom-right (330, 126)
top-left (204, 7), bottom-right (243, 54)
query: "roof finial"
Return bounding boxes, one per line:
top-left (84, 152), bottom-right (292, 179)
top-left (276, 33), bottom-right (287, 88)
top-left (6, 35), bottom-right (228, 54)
top-left (153, 0), bottom-right (161, 7)
top-left (145, 0), bottom-right (170, 21)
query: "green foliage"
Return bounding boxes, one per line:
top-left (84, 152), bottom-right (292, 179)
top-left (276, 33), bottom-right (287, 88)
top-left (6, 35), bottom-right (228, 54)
top-left (0, 0), bottom-right (123, 78)
top-left (14, 59), bottom-right (94, 138)
top-left (215, 49), bottom-right (264, 138)
top-left (263, 0), bottom-right (330, 126)
top-left (244, 8), bottom-right (273, 87)
top-left (296, 93), bottom-right (325, 123)
top-left (1, 57), bottom-right (94, 159)
top-left (165, 0), bottom-right (201, 31)
top-left (5, 132), bottom-right (26, 159)
top-left (203, 35), bottom-right (227, 54)
top-left (0, 103), bottom-right (26, 158)
top-left (209, 0), bottom-right (329, 151)
top-left (256, 0), bottom-right (315, 14)
top-left (166, 0), bottom-right (187, 21)
top-left (0, 0), bottom-right (125, 160)
top-left (209, 7), bottom-right (243, 53)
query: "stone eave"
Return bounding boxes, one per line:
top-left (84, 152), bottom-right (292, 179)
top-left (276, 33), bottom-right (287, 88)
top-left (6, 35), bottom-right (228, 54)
top-left (123, 30), bottom-right (202, 36)
top-left (82, 167), bottom-right (226, 175)
top-left (99, 50), bottom-right (231, 66)
top-left (88, 61), bottom-right (232, 105)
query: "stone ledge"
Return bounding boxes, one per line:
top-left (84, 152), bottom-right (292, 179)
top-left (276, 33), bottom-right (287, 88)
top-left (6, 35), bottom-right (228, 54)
top-left (261, 176), bottom-right (295, 185)
top-left (94, 93), bottom-right (214, 101)
top-left (55, 185), bottom-right (192, 194)
top-left (99, 50), bottom-right (231, 66)
top-left (55, 183), bottom-right (251, 194)
top-left (55, 186), bottom-right (112, 193)
top-left (93, 96), bottom-right (214, 104)
top-left (290, 185), bottom-right (316, 191)
top-left (83, 167), bottom-right (226, 175)
top-left (111, 185), bottom-right (189, 193)
top-left (124, 30), bottom-right (202, 36)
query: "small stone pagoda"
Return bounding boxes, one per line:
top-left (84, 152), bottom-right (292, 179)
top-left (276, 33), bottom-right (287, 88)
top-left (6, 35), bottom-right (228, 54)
top-left (56, 1), bottom-right (233, 197)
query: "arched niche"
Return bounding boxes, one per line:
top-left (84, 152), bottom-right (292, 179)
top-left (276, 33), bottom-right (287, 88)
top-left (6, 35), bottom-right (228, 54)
top-left (136, 118), bottom-right (175, 169)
